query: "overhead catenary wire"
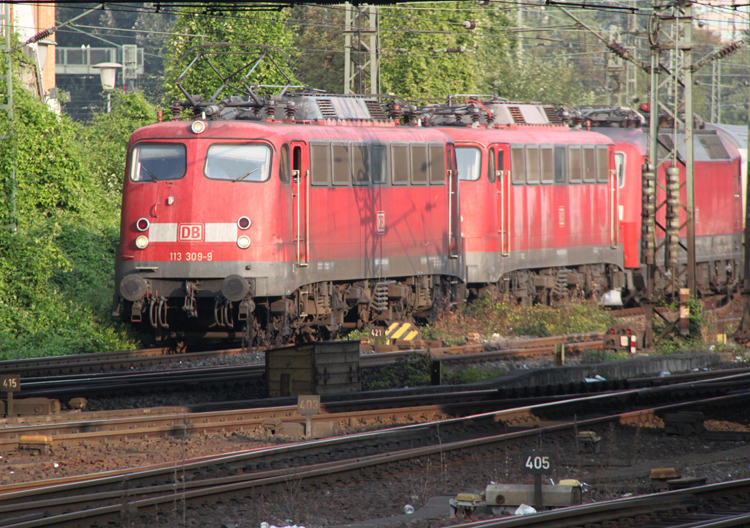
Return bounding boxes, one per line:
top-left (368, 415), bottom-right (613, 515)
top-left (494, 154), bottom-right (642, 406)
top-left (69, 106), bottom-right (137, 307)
top-left (47, 0), bottom-right (750, 118)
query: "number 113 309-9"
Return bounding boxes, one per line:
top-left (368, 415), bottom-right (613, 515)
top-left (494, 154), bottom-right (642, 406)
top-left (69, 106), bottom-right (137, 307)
top-left (170, 252), bottom-right (214, 261)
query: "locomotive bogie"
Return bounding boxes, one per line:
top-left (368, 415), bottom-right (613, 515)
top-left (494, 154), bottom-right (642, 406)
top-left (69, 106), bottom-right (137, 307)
top-left (477, 263), bottom-right (625, 306)
top-left (118, 273), bottom-right (458, 344)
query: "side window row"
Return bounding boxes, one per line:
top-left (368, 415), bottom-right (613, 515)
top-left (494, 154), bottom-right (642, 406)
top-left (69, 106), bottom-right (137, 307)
top-left (508, 145), bottom-right (610, 185)
top-left (310, 141), bottom-right (446, 186)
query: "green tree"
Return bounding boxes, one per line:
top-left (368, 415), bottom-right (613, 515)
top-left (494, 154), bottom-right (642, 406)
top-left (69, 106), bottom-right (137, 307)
top-left (162, 4), bottom-right (296, 105)
top-left (0, 42), bottom-right (150, 357)
top-left (484, 55), bottom-right (595, 104)
top-left (289, 5), bottom-right (345, 93)
top-left (379, 2), bottom-right (512, 100)
top-left (79, 90), bottom-right (157, 204)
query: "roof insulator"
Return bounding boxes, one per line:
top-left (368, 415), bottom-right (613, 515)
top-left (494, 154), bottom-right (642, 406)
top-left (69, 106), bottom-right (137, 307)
top-left (390, 104), bottom-right (403, 122)
top-left (265, 103), bottom-right (277, 120)
top-left (285, 102), bottom-right (297, 121)
top-left (170, 102), bottom-right (182, 121)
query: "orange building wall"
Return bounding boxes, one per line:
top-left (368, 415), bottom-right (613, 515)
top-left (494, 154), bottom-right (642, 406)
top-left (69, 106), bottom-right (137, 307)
top-left (10, 2), bottom-right (56, 92)
top-left (35, 3), bottom-right (56, 91)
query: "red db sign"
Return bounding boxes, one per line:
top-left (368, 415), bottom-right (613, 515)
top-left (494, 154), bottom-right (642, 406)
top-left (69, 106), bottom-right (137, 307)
top-left (179, 224), bottom-right (203, 241)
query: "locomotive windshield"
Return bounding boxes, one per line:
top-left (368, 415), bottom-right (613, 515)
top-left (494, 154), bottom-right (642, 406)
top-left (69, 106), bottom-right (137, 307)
top-left (204, 144), bottom-right (271, 182)
top-left (456, 147), bottom-right (481, 181)
top-left (130, 143), bottom-right (187, 182)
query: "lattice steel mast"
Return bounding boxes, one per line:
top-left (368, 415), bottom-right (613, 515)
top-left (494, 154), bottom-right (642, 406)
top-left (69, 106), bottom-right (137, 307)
top-left (641, 0), bottom-right (696, 344)
top-left (344, 3), bottom-right (379, 95)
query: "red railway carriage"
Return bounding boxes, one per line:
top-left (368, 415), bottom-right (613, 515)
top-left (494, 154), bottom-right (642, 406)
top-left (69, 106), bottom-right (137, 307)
top-left (114, 97), bottom-right (461, 342)
top-left (422, 101), bottom-right (624, 304)
top-left (594, 125), bottom-right (743, 297)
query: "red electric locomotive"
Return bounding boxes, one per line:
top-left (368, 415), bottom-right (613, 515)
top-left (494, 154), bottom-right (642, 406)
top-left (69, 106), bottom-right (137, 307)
top-left (114, 94), bottom-right (463, 343)
top-left (416, 100), bottom-right (625, 305)
top-left (580, 108), bottom-right (743, 300)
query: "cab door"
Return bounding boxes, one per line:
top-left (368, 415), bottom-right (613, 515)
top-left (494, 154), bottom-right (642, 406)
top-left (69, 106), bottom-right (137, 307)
top-left (291, 141), bottom-right (309, 266)
top-left (447, 144), bottom-right (460, 258)
top-left (608, 147), bottom-right (619, 248)
top-left (492, 144), bottom-right (511, 256)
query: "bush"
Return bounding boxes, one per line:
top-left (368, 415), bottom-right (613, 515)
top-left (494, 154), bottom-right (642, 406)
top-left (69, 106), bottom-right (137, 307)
top-left (361, 355), bottom-right (432, 391)
top-left (423, 298), bottom-right (618, 343)
top-left (444, 365), bottom-right (507, 384)
top-left (0, 69), bottom-right (153, 358)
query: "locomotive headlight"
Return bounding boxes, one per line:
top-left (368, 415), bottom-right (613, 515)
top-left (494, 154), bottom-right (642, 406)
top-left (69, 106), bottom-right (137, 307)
top-left (136, 218), bottom-right (149, 231)
top-left (191, 120), bottom-right (206, 134)
top-left (237, 235), bottom-right (251, 249)
top-left (135, 235), bottom-right (149, 249)
top-left (237, 216), bottom-right (251, 230)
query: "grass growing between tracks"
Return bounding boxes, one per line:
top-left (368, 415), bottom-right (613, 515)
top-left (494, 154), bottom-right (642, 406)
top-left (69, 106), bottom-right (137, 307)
top-left (420, 297), bottom-right (619, 345)
top-left (361, 355), bottom-right (507, 390)
top-left (649, 298), bottom-right (745, 356)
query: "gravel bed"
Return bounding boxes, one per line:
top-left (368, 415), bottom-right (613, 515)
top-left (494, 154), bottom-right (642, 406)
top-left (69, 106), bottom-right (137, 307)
top-left (4, 414), bottom-right (750, 528)
top-left (122, 421), bottom-right (750, 528)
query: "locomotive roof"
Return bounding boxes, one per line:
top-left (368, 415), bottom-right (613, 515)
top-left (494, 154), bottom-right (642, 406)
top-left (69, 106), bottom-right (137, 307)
top-left (592, 127), bottom-right (740, 162)
top-left (439, 125), bottom-right (614, 146)
top-left (129, 119), bottom-right (455, 145)
top-left (173, 92), bottom-right (393, 124)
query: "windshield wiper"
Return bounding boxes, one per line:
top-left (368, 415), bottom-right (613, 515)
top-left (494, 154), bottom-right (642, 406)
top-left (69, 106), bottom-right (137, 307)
top-left (140, 165), bottom-right (158, 183)
top-left (234, 167), bottom-right (259, 182)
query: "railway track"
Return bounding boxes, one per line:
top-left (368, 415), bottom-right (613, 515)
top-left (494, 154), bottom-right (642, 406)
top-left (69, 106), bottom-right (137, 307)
top-left (0, 332), bottom-right (606, 379)
top-left (1, 293), bottom-right (736, 383)
top-left (2, 384), bottom-right (749, 528)
top-left (1, 369), bottom-right (749, 472)
top-left (0, 332), bottom-right (607, 403)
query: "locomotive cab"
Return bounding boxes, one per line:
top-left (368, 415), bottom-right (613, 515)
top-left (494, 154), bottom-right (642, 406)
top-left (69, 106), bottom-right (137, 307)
top-left (115, 120), bottom-right (287, 340)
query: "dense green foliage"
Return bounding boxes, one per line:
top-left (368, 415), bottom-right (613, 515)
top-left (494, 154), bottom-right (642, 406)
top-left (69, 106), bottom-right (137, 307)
top-left (362, 355), bottom-right (432, 391)
top-left (486, 55), bottom-right (596, 104)
top-left (289, 6), bottom-right (345, 94)
top-left (0, 57), bottom-right (155, 357)
top-left (163, 4), bottom-right (296, 104)
top-left (79, 90), bottom-right (158, 201)
top-left (361, 355), bottom-right (508, 391)
top-left (379, 2), bottom-right (513, 99)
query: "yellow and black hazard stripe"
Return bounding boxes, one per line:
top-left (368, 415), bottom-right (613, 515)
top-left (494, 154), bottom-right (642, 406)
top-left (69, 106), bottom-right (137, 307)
top-left (385, 322), bottom-right (420, 341)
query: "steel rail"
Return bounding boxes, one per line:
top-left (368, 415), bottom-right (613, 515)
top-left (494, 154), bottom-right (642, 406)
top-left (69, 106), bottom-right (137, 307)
top-left (0, 334), bottom-right (608, 401)
top-left (0, 332), bottom-right (605, 379)
top-left (4, 367), bottom-right (750, 451)
top-left (10, 364), bottom-right (265, 399)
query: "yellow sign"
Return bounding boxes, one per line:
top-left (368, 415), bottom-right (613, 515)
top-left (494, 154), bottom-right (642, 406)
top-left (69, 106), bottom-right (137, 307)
top-left (385, 322), bottom-right (420, 341)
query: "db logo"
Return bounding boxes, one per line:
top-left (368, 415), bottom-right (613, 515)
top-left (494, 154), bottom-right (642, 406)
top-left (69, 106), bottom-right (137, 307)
top-left (179, 224), bottom-right (203, 241)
